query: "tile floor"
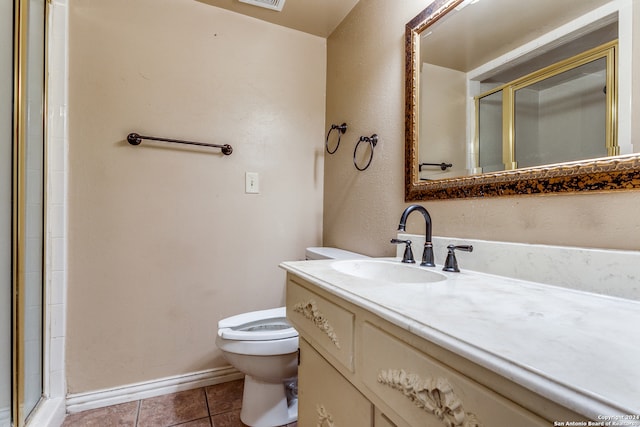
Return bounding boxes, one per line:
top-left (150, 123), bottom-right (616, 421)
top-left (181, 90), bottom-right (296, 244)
top-left (62, 379), bottom-right (297, 427)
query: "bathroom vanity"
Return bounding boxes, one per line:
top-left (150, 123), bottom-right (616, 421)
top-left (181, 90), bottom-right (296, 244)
top-left (281, 258), bottom-right (640, 427)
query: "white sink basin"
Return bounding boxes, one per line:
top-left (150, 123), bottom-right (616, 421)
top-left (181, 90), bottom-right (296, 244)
top-left (331, 259), bottom-right (447, 284)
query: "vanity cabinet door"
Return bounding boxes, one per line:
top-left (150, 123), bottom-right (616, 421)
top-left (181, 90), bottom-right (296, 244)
top-left (298, 338), bottom-right (373, 427)
top-left (375, 408), bottom-right (397, 427)
top-left (287, 277), bottom-right (355, 371)
top-left (360, 323), bottom-right (548, 427)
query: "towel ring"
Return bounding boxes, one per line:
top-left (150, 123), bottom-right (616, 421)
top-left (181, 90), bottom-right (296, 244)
top-left (354, 134), bottom-right (378, 171)
top-left (325, 123), bottom-right (348, 154)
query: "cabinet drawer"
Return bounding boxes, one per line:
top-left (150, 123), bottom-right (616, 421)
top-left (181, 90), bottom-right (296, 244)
top-left (287, 277), bottom-right (355, 371)
top-left (360, 323), bottom-right (548, 427)
top-left (298, 339), bottom-right (372, 426)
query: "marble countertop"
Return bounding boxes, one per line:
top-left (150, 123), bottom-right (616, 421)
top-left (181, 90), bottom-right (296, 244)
top-left (280, 258), bottom-right (640, 422)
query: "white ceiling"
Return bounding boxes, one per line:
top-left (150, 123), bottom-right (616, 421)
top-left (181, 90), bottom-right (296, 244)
top-left (420, 0), bottom-right (614, 73)
top-left (195, 0), bottom-right (361, 37)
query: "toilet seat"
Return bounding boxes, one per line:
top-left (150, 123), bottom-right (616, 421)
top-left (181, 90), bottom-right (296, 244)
top-left (217, 307), bottom-right (298, 341)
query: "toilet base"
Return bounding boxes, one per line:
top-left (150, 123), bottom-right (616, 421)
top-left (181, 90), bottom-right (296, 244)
top-left (240, 375), bottom-right (298, 427)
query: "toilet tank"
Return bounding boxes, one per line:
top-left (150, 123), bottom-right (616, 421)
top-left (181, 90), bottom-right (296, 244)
top-left (305, 247), bottom-right (369, 260)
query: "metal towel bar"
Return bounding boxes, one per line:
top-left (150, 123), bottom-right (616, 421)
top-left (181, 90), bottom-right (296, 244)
top-left (127, 132), bottom-right (233, 155)
top-left (419, 162), bottom-right (452, 171)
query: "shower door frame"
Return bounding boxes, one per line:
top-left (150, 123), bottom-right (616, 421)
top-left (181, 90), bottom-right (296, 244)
top-left (11, 0), bottom-right (48, 424)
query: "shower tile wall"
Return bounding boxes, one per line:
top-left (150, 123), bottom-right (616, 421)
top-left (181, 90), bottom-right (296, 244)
top-left (45, 0), bottom-right (69, 402)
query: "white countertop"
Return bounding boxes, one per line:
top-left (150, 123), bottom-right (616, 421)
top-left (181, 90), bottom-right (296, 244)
top-left (280, 258), bottom-right (640, 422)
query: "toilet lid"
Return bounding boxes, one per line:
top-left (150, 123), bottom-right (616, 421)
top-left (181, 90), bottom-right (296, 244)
top-left (217, 307), bottom-right (298, 341)
top-left (218, 322), bottom-right (298, 341)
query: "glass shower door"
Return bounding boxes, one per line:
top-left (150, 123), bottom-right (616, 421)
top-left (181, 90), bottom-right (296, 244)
top-left (1, 0), bottom-right (46, 425)
top-left (1, 0), bottom-right (14, 425)
top-left (20, 0), bottom-right (46, 422)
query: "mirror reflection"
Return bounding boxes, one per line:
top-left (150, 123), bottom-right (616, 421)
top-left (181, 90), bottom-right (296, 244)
top-left (418, 0), bottom-right (623, 181)
top-left (475, 42), bottom-right (615, 173)
top-left (406, 0), bottom-right (640, 199)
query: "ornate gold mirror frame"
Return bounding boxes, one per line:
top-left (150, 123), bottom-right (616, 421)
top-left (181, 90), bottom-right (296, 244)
top-left (405, 0), bottom-right (640, 201)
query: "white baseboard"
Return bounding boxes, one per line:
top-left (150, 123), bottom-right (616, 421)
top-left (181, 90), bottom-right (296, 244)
top-left (66, 366), bottom-right (243, 414)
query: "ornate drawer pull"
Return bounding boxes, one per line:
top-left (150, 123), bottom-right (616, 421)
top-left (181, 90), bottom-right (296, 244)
top-left (317, 404), bottom-right (336, 427)
top-left (293, 300), bottom-right (341, 349)
top-left (378, 369), bottom-right (482, 427)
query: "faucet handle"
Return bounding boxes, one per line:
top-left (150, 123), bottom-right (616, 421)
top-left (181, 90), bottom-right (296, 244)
top-left (391, 239), bottom-right (415, 264)
top-left (442, 244), bottom-right (473, 272)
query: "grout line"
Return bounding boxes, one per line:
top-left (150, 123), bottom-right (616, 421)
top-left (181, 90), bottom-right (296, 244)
top-left (134, 399), bottom-right (141, 427)
top-left (202, 387), bottom-right (213, 426)
top-left (203, 386), bottom-right (211, 416)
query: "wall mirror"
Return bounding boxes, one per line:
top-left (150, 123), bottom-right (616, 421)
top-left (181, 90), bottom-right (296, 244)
top-left (405, 0), bottom-right (640, 200)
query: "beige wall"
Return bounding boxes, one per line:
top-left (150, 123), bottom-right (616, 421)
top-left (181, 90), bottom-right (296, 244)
top-left (324, 0), bottom-right (640, 257)
top-left (67, 0), bottom-right (325, 393)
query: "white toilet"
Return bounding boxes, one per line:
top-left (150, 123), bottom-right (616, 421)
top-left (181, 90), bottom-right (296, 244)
top-left (215, 247), bottom-right (367, 427)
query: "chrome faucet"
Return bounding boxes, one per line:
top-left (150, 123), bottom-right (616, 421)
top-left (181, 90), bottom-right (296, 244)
top-left (397, 205), bottom-right (435, 267)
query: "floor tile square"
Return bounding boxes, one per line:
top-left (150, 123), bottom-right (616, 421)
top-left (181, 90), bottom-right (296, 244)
top-left (205, 380), bottom-right (243, 415)
top-left (210, 409), bottom-right (245, 427)
top-left (137, 388), bottom-right (209, 427)
top-left (174, 417), bottom-right (212, 427)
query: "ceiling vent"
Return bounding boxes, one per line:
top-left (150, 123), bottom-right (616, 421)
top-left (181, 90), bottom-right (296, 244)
top-left (239, 0), bottom-right (286, 12)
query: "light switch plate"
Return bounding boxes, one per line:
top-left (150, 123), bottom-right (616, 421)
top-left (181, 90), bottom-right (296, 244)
top-left (245, 172), bottom-right (260, 194)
